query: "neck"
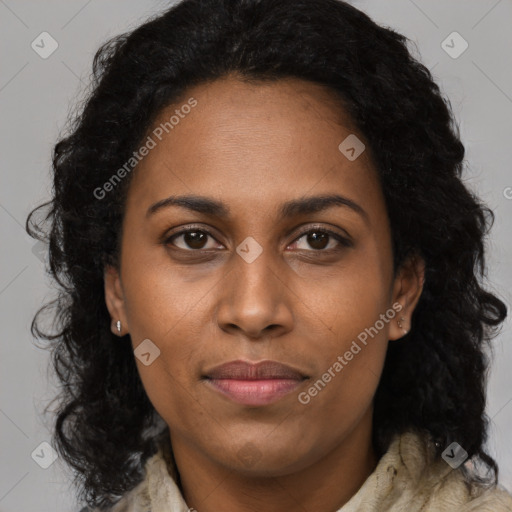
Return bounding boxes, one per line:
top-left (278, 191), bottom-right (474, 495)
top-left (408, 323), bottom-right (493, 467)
top-left (170, 408), bottom-right (378, 512)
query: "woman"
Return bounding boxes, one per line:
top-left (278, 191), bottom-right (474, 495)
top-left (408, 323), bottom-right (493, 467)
top-left (26, 0), bottom-right (512, 510)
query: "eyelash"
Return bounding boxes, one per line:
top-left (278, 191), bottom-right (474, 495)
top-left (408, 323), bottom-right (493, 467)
top-left (163, 224), bottom-right (353, 253)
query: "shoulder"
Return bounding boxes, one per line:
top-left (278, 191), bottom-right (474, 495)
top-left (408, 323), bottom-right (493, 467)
top-left (445, 470), bottom-right (512, 512)
top-left (76, 466), bottom-right (152, 512)
top-left (76, 432), bottom-right (176, 512)
top-left (461, 483), bottom-right (512, 511)
top-left (364, 431), bottom-right (512, 511)
top-left (76, 435), bottom-right (176, 512)
top-left (441, 474), bottom-right (512, 511)
top-left (79, 479), bottom-right (151, 512)
top-left (394, 431), bottom-right (512, 511)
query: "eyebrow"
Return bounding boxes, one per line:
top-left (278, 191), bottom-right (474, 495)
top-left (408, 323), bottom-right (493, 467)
top-left (146, 193), bottom-right (369, 224)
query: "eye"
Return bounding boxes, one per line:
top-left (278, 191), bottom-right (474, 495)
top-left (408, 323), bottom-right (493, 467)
top-left (165, 227), bottom-right (222, 251)
top-left (163, 225), bottom-right (352, 252)
top-left (288, 227), bottom-right (352, 252)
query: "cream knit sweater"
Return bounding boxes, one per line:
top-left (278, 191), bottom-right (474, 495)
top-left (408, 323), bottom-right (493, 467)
top-left (92, 430), bottom-right (512, 512)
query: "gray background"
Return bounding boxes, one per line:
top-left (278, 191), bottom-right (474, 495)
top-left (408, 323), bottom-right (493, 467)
top-left (1, 1), bottom-right (511, 510)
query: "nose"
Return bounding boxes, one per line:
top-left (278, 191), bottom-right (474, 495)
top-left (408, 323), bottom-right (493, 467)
top-left (215, 249), bottom-right (294, 340)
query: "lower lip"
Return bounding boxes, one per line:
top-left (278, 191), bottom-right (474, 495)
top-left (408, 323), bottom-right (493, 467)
top-left (204, 378), bottom-right (304, 406)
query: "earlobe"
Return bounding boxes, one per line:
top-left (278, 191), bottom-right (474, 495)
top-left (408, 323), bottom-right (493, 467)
top-left (104, 265), bottom-right (129, 336)
top-left (389, 251), bottom-right (425, 341)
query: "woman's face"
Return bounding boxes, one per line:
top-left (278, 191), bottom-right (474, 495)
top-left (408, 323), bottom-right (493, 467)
top-left (105, 74), bottom-right (424, 476)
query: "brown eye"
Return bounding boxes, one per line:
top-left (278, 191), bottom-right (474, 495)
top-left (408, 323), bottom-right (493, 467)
top-left (305, 231), bottom-right (329, 250)
top-left (182, 231), bottom-right (208, 249)
top-left (290, 228), bottom-right (352, 252)
top-left (164, 225), bottom-right (352, 253)
top-left (165, 229), bottom-right (220, 250)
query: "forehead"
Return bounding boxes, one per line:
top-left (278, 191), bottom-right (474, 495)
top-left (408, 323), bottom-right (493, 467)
top-left (125, 75), bottom-right (385, 226)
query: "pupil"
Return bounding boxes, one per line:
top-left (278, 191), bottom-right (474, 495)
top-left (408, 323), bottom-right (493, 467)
top-left (185, 231), bottom-right (206, 249)
top-left (308, 232), bottom-right (328, 250)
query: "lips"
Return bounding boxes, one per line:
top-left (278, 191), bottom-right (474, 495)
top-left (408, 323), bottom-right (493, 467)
top-left (203, 360), bottom-right (308, 406)
top-left (203, 359), bottom-right (307, 380)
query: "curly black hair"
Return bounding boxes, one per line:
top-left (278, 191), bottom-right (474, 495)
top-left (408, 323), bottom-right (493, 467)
top-left (26, 0), bottom-right (508, 509)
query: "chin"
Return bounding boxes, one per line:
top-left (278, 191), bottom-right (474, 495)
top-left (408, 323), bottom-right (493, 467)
top-left (213, 443), bottom-right (312, 477)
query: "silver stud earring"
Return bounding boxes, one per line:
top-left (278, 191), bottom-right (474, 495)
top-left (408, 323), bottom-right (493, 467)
top-left (397, 316), bottom-right (408, 334)
top-left (116, 320), bottom-right (122, 333)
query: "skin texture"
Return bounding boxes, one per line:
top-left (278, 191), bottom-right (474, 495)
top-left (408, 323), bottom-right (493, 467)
top-left (104, 74), bottom-right (425, 512)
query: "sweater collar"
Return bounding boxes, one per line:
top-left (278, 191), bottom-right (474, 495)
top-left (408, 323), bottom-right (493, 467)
top-left (135, 429), bottom-right (508, 512)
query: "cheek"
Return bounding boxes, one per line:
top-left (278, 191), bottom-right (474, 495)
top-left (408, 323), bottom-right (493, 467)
top-left (120, 244), bottom-right (209, 340)
top-left (119, 242), bottom-right (217, 404)
top-left (124, 277), bottom-right (208, 432)
top-left (293, 249), bottom-right (391, 416)
top-left (298, 247), bottom-right (392, 342)
top-left (135, 354), bottom-right (208, 438)
top-left (297, 328), bottom-right (387, 437)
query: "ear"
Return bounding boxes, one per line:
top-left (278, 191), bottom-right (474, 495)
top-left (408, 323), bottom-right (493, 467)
top-left (388, 251), bottom-right (425, 341)
top-left (104, 264), bottom-right (129, 336)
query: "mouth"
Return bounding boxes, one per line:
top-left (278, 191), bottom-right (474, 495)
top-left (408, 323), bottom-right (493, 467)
top-left (202, 359), bottom-right (309, 406)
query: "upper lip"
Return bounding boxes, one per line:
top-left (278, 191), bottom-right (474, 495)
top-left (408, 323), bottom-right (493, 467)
top-left (204, 360), bottom-right (308, 380)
